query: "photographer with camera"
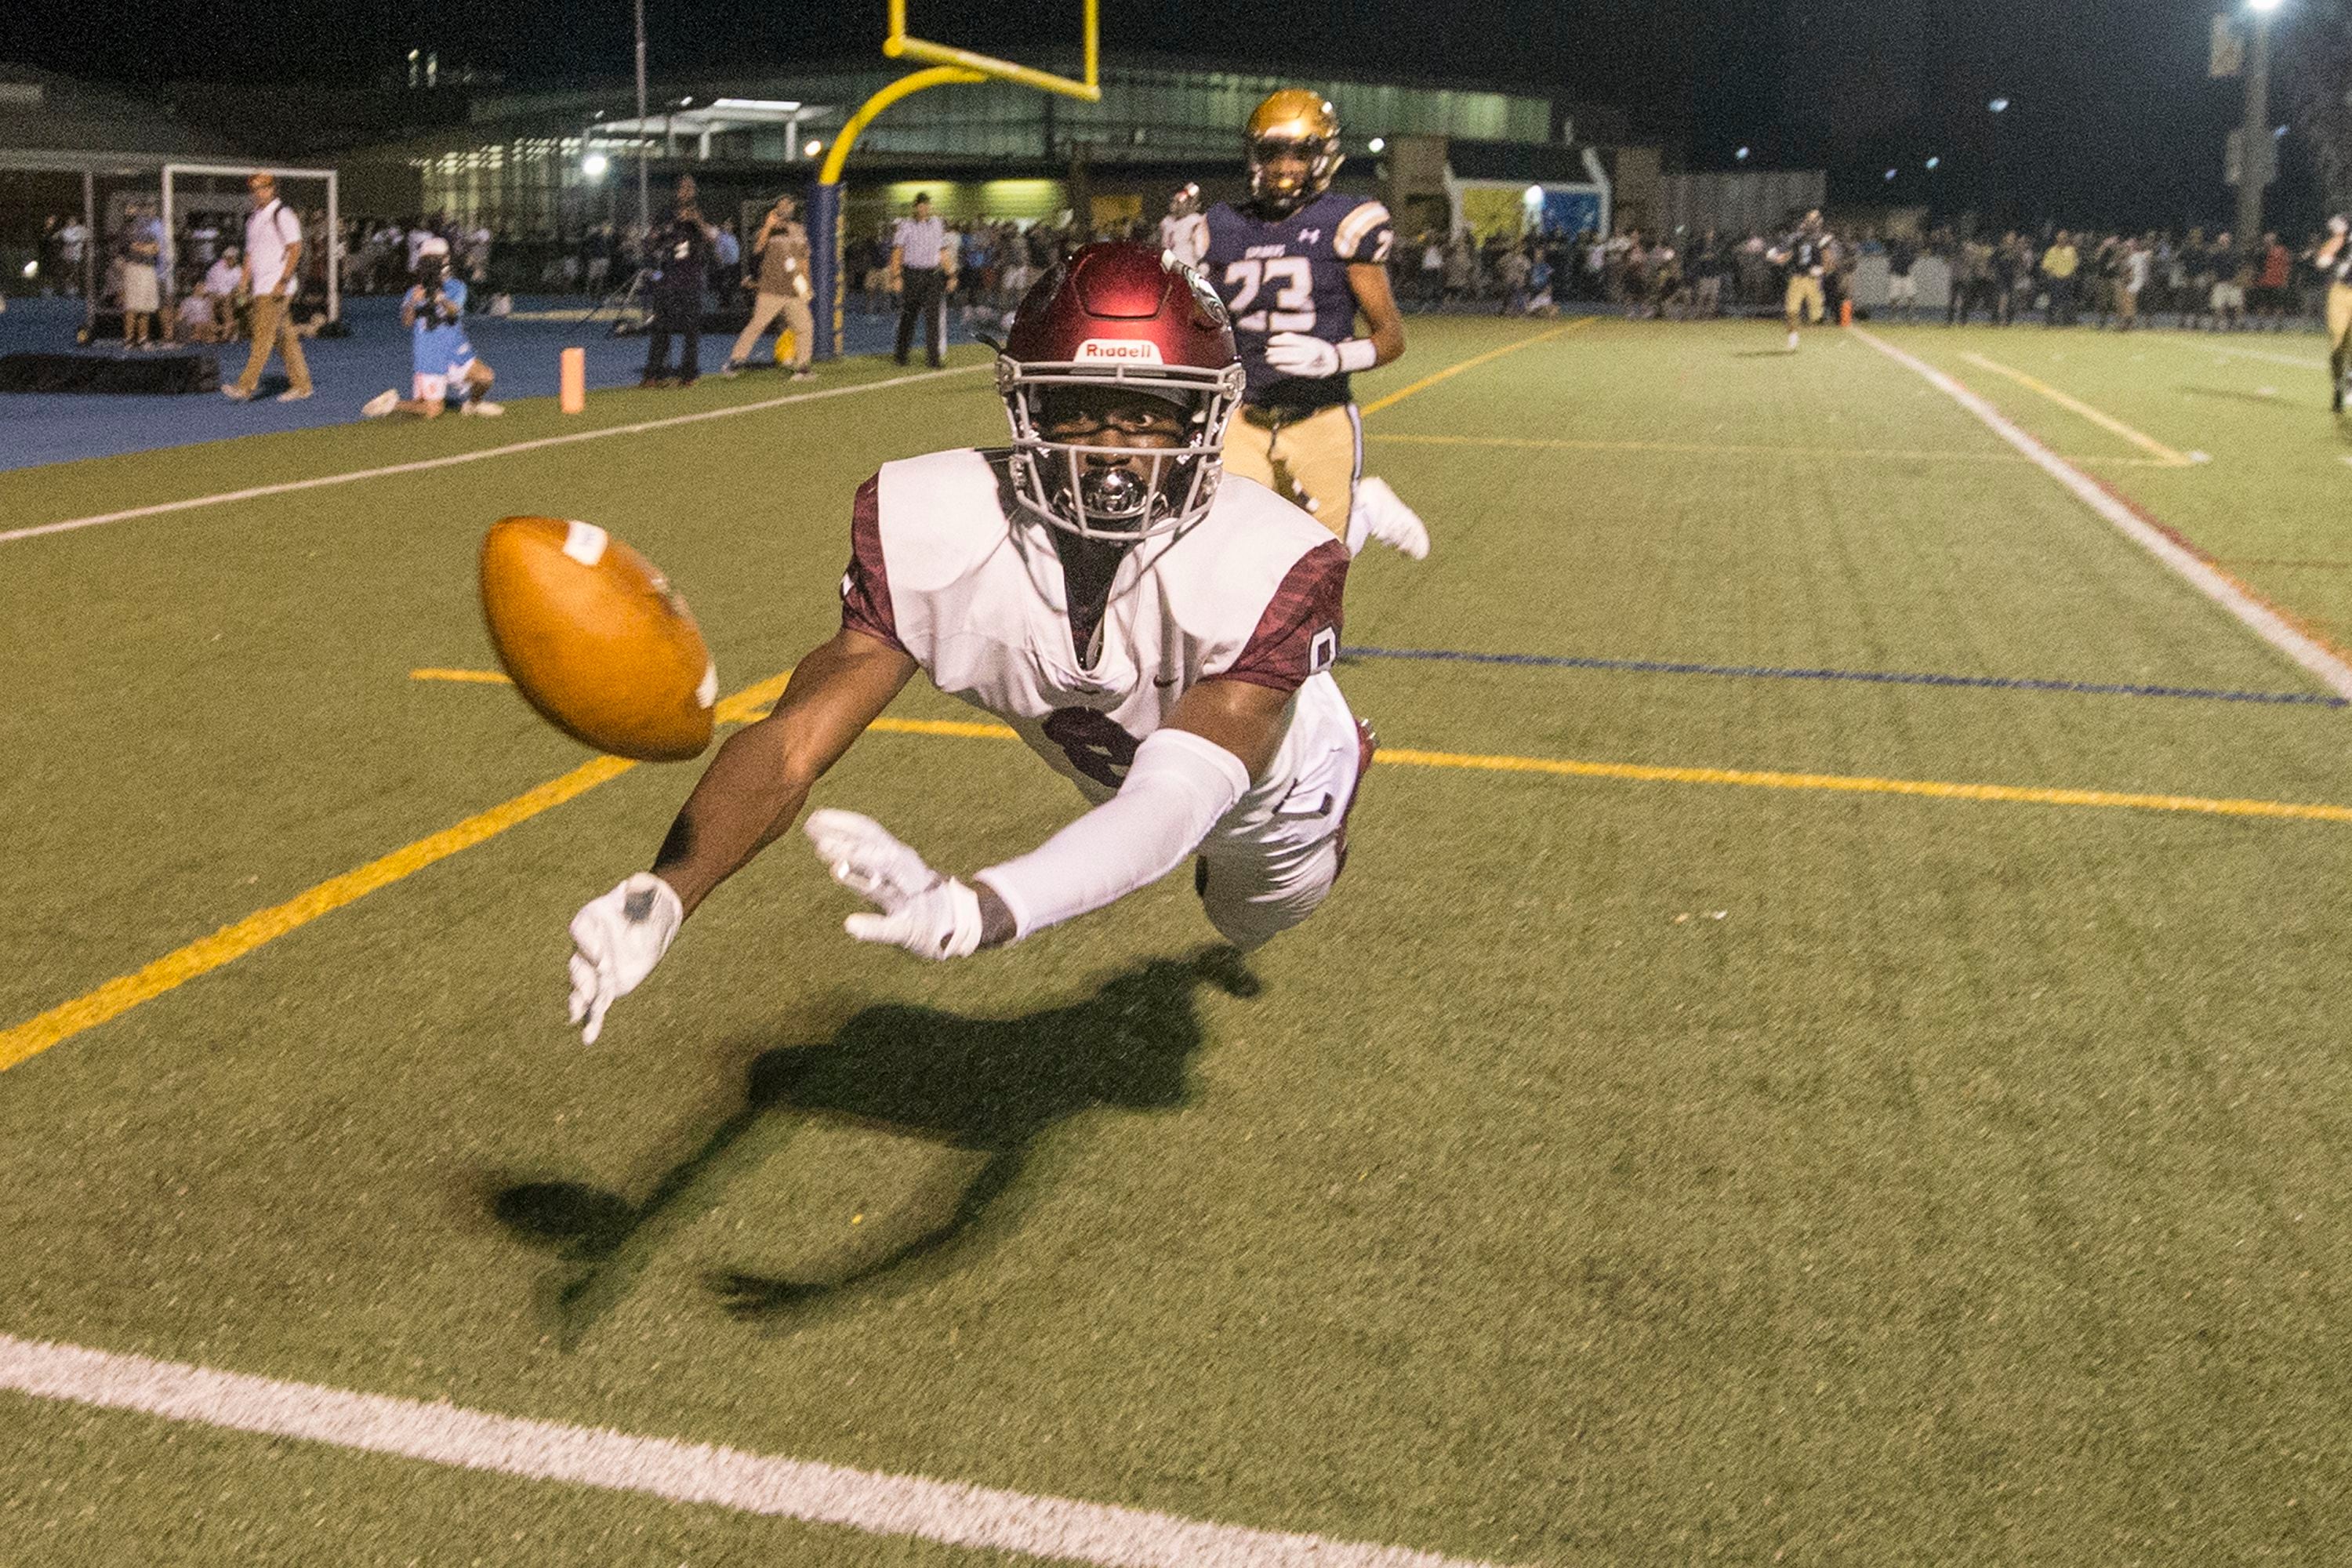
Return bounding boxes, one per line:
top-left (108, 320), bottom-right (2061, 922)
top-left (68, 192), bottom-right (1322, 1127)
top-left (643, 179), bottom-right (715, 388)
top-left (721, 192), bottom-right (815, 381)
top-left (360, 235), bottom-right (502, 419)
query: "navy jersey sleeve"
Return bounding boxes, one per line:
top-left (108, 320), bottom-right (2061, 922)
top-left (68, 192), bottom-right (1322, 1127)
top-left (1331, 200), bottom-right (1395, 265)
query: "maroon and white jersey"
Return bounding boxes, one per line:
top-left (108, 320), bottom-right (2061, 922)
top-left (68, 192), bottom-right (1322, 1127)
top-left (841, 447), bottom-right (1356, 815)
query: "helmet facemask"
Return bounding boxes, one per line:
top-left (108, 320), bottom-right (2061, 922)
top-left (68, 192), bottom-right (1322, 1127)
top-left (998, 357), bottom-right (1245, 543)
top-left (1247, 134), bottom-right (1341, 218)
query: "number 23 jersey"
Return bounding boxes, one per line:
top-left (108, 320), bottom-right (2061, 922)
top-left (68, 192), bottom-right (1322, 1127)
top-left (1202, 191), bottom-right (1395, 410)
top-left (840, 448), bottom-right (1358, 815)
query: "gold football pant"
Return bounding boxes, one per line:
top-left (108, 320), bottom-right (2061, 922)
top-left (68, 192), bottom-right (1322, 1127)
top-left (2328, 283), bottom-right (2352, 354)
top-left (1784, 274), bottom-right (1825, 326)
top-left (1221, 401), bottom-right (1363, 544)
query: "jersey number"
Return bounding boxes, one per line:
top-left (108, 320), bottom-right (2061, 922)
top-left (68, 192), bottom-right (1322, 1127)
top-left (1043, 707), bottom-right (1140, 789)
top-left (1223, 257), bottom-right (1315, 335)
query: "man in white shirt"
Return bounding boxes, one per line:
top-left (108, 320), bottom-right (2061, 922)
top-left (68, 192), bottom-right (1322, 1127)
top-left (891, 192), bottom-right (951, 368)
top-left (223, 172), bottom-right (313, 402)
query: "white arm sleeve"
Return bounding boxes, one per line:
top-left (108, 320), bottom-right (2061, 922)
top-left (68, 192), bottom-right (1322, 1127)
top-left (977, 727), bottom-right (1250, 941)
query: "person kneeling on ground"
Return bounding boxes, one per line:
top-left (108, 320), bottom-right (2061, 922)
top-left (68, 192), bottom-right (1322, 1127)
top-left (361, 237), bottom-right (503, 419)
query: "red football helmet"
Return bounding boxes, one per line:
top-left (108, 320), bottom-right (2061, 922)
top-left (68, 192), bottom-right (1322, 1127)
top-left (998, 241), bottom-right (1245, 541)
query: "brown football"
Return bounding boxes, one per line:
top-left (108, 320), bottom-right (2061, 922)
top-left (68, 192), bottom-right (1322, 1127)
top-left (479, 517), bottom-right (717, 762)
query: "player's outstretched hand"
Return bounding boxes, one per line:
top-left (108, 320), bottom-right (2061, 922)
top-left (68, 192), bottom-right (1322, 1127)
top-left (1264, 332), bottom-right (1342, 380)
top-left (566, 872), bottom-right (684, 1045)
top-left (804, 808), bottom-right (983, 960)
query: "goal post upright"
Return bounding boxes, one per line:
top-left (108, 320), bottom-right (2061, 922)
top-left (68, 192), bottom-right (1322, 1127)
top-left (807, 0), bottom-right (1100, 360)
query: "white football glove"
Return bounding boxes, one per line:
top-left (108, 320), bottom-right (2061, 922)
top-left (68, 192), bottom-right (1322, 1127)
top-left (804, 808), bottom-right (983, 960)
top-left (1264, 332), bottom-right (1343, 380)
top-left (566, 872), bottom-right (683, 1045)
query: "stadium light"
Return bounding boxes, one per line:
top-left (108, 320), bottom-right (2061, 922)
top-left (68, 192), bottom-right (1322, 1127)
top-left (1736, 146), bottom-right (1751, 161)
top-left (1368, 136), bottom-right (1385, 153)
top-left (583, 151), bottom-right (610, 178)
top-left (1926, 155), bottom-right (1941, 169)
top-left (2247, 0), bottom-right (2282, 12)
top-left (804, 139), bottom-right (823, 158)
top-left (20, 260), bottom-right (34, 278)
top-left (1885, 168), bottom-right (1898, 181)
top-left (1524, 184), bottom-right (1544, 203)
top-left (1989, 96), bottom-right (2011, 113)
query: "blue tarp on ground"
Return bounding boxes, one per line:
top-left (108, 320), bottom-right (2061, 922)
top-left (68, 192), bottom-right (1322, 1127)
top-left (0, 295), bottom-right (978, 473)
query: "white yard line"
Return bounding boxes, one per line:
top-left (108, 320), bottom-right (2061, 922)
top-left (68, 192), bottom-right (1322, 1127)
top-left (1, 364), bottom-right (988, 547)
top-left (2151, 337), bottom-right (2328, 372)
top-left (0, 1332), bottom-right (1516, 1568)
top-left (1853, 326), bottom-right (2352, 701)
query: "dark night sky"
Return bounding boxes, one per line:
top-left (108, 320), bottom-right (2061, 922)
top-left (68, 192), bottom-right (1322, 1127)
top-left (5, 0), bottom-right (2314, 228)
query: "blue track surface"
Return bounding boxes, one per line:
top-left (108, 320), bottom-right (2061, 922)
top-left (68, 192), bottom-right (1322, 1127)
top-left (0, 295), bottom-right (972, 472)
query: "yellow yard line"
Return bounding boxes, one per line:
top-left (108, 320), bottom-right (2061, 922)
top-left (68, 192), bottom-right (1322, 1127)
top-left (1960, 353), bottom-right (2195, 467)
top-left (15, 684), bottom-right (2350, 1073)
top-left (1374, 746), bottom-right (2352, 823)
top-left (1356, 319), bottom-right (1592, 416)
top-left (836, 717), bottom-right (2352, 823)
top-left (1367, 432), bottom-right (2176, 469)
top-left (0, 669), bottom-right (792, 1073)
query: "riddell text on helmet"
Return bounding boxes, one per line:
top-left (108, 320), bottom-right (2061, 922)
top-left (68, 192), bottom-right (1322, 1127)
top-left (1073, 339), bottom-right (1166, 362)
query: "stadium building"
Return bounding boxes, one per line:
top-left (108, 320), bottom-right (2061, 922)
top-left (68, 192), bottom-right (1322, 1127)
top-left (156, 54), bottom-right (1646, 245)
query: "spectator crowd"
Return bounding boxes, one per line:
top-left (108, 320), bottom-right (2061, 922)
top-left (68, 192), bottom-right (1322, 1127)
top-left (1402, 221), bottom-right (2349, 332)
top-left (27, 194), bottom-right (2352, 350)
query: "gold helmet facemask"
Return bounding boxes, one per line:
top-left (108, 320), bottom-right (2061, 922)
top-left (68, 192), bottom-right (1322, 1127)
top-left (1245, 89), bottom-right (1342, 217)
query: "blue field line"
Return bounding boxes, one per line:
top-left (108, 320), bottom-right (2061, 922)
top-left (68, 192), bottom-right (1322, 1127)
top-left (1338, 644), bottom-right (2350, 709)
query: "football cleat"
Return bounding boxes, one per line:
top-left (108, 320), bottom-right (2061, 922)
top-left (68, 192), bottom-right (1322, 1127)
top-left (462, 399), bottom-right (505, 417)
top-left (1353, 477), bottom-right (1430, 561)
top-left (361, 388), bottom-right (398, 418)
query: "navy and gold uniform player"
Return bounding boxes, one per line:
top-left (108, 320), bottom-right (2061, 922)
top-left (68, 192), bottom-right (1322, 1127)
top-left (1202, 89), bottom-right (1429, 561)
top-left (1766, 209), bottom-right (1836, 353)
top-left (2314, 216), bottom-right (2352, 414)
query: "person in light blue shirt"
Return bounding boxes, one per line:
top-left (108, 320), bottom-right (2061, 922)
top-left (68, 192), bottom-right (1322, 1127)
top-left (361, 237), bottom-right (503, 418)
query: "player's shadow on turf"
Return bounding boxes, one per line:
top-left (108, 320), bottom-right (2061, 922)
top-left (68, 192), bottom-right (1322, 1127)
top-left (491, 946), bottom-right (1258, 1345)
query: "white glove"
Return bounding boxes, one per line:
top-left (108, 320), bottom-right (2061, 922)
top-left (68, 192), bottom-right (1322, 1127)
top-left (566, 873), bottom-right (683, 1045)
top-left (805, 808), bottom-right (983, 960)
top-left (1264, 332), bottom-right (1342, 379)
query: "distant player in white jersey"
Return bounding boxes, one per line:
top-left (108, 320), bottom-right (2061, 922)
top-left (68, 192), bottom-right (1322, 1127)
top-left (565, 243), bottom-right (1374, 1044)
top-left (1160, 183), bottom-right (1208, 269)
top-left (1200, 89), bottom-right (1429, 561)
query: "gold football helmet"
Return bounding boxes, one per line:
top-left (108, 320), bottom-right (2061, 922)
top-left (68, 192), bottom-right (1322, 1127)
top-left (1245, 89), bottom-right (1342, 216)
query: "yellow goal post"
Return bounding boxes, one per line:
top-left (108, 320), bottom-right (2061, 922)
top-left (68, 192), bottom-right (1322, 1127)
top-left (806, 0), bottom-right (1099, 358)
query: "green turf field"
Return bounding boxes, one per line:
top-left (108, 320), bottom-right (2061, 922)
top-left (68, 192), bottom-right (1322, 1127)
top-left (6, 318), bottom-right (2352, 1565)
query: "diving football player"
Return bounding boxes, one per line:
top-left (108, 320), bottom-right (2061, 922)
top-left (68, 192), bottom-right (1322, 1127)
top-left (566, 244), bottom-right (1374, 1043)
